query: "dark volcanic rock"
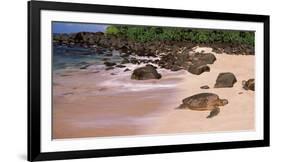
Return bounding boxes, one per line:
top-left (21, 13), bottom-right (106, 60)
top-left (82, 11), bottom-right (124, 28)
top-left (74, 32), bottom-right (104, 44)
top-left (200, 85), bottom-right (210, 89)
top-left (130, 58), bottom-right (140, 64)
top-left (105, 67), bottom-right (114, 71)
top-left (171, 66), bottom-right (183, 71)
top-left (159, 52), bottom-right (190, 71)
top-left (76, 62), bottom-right (91, 69)
top-left (115, 64), bottom-right (126, 68)
top-left (120, 52), bottom-right (130, 58)
top-left (131, 65), bottom-right (162, 80)
top-left (104, 53), bottom-right (113, 56)
top-left (242, 78), bottom-right (255, 91)
top-left (197, 53), bottom-right (216, 64)
top-left (214, 72), bottom-right (237, 88)
top-left (146, 64), bottom-right (157, 69)
top-left (124, 68), bottom-right (131, 72)
top-left (191, 53), bottom-right (216, 67)
top-left (104, 61), bottom-right (116, 67)
top-left (121, 58), bottom-right (130, 64)
top-left (79, 64), bottom-right (91, 69)
top-left (211, 44), bottom-right (254, 55)
top-left (188, 64), bottom-right (210, 75)
top-left (212, 47), bottom-right (223, 54)
top-left (102, 58), bottom-right (110, 61)
top-left (159, 51), bottom-right (215, 74)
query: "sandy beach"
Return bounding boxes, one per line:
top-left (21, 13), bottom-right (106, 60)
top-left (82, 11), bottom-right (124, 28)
top-left (52, 47), bottom-right (255, 139)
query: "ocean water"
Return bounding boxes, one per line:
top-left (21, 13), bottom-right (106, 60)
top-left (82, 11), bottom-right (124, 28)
top-left (53, 45), bottom-right (123, 70)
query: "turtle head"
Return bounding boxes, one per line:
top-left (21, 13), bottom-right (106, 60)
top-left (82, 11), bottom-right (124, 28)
top-left (220, 99), bottom-right (228, 106)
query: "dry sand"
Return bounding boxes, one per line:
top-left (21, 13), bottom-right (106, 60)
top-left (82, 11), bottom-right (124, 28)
top-left (52, 47), bottom-right (255, 139)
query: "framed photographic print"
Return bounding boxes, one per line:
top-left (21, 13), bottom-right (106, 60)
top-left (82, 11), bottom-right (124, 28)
top-left (28, 0), bottom-right (270, 161)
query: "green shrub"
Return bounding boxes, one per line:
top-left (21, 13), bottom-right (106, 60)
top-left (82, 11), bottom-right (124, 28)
top-left (105, 26), bottom-right (120, 35)
top-left (105, 25), bottom-right (254, 46)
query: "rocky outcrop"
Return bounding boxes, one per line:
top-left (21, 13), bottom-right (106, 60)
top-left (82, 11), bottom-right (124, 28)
top-left (211, 44), bottom-right (254, 55)
top-left (53, 32), bottom-right (254, 76)
top-left (158, 48), bottom-right (216, 75)
top-left (131, 65), bottom-right (161, 80)
top-left (54, 32), bottom-right (255, 57)
top-left (214, 72), bottom-right (237, 88)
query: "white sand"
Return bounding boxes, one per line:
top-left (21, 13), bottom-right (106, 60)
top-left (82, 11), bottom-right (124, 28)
top-left (144, 47), bottom-right (255, 134)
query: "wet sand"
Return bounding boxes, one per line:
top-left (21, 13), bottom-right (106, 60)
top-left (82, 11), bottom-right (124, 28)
top-left (52, 47), bottom-right (255, 139)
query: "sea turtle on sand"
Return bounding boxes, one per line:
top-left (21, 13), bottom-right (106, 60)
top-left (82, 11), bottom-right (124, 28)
top-left (176, 93), bottom-right (228, 118)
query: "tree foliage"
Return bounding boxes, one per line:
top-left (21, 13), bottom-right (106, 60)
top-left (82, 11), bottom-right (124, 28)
top-left (105, 25), bottom-right (254, 46)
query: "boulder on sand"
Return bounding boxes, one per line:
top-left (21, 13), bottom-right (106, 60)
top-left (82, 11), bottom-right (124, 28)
top-left (200, 85), bottom-right (210, 89)
top-left (242, 78), bottom-right (255, 91)
top-left (131, 64), bottom-right (162, 80)
top-left (188, 64), bottom-right (210, 75)
top-left (194, 53), bottom-right (217, 65)
top-left (214, 72), bottom-right (237, 88)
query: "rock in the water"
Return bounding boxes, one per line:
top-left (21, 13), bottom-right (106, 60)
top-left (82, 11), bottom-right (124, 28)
top-left (214, 72), bottom-right (237, 88)
top-left (171, 66), bottom-right (183, 71)
top-left (78, 62), bottom-right (92, 69)
top-left (120, 52), bottom-right (130, 57)
top-left (102, 58), bottom-right (110, 61)
top-left (80, 64), bottom-right (91, 69)
top-left (130, 58), bottom-right (140, 64)
top-left (242, 78), bottom-right (255, 91)
top-left (105, 67), bottom-right (114, 71)
top-left (131, 64), bottom-right (162, 80)
top-left (200, 85), bottom-right (210, 89)
top-left (104, 61), bottom-right (116, 67)
top-left (121, 58), bottom-right (130, 64)
top-left (188, 64), bottom-right (210, 75)
top-left (124, 68), bottom-right (131, 72)
top-left (115, 64), bottom-right (126, 68)
top-left (146, 64), bottom-right (157, 69)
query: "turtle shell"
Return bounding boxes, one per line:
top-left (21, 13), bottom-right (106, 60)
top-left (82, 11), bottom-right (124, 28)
top-left (182, 93), bottom-right (220, 110)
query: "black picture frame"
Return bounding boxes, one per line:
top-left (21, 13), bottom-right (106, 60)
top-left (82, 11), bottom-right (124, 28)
top-left (28, 0), bottom-right (270, 161)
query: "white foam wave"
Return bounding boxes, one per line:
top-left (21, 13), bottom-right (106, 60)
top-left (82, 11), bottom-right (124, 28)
top-left (99, 78), bottom-right (177, 92)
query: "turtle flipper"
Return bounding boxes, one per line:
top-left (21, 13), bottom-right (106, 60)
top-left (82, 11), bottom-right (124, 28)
top-left (206, 107), bottom-right (220, 118)
top-left (175, 103), bottom-right (185, 109)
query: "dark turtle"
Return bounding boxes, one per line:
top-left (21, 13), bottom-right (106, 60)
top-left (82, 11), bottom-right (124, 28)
top-left (176, 93), bottom-right (228, 118)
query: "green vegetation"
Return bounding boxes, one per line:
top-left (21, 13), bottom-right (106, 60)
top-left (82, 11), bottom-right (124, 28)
top-left (105, 26), bottom-right (120, 35)
top-left (105, 25), bottom-right (254, 46)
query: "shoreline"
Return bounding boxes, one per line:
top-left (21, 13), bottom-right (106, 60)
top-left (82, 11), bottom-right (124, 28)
top-left (52, 47), bottom-right (255, 139)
